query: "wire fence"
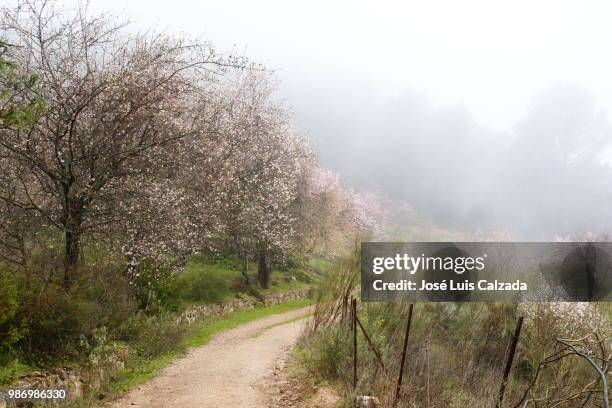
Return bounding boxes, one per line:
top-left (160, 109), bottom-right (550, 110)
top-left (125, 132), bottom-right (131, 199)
top-left (343, 296), bottom-right (526, 408)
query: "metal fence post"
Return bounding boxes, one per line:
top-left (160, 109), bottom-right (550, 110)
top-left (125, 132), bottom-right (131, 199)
top-left (356, 315), bottom-right (387, 374)
top-left (393, 304), bottom-right (414, 406)
top-left (496, 316), bottom-right (524, 408)
top-left (352, 297), bottom-right (358, 388)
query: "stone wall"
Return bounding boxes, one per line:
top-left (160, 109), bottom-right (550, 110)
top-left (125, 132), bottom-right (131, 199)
top-left (178, 289), bottom-right (309, 325)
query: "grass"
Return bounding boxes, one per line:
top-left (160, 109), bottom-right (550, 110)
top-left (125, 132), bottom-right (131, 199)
top-left (0, 359), bottom-right (34, 386)
top-left (104, 298), bottom-right (312, 400)
top-left (249, 314), bottom-right (311, 338)
top-left (176, 255), bottom-right (317, 306)
top-left (188, 298), bottom-right (311, 347)
top-left (105, 352), bottom-right (179, 396)
top-left (178, 257), bottom-right (241, 303)
top-left (306, 257), bottom-right (335, 275)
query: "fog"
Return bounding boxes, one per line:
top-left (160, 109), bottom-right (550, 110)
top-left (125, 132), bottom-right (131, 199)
top-left (291, 81), bottom-right (612, 237)
top-left (27, 0), bottom-right (612, 237)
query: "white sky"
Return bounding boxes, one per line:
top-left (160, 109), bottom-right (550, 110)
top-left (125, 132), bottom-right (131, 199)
top-left (13, 0), bottom-right (612, 130)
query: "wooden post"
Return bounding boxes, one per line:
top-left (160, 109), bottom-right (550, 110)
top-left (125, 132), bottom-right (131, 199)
top-left (496, 316), bottom-right (524, 408)
top-left (394, 304), bottom-right (414, 407)
top-left (352, 297), bottom-right (357, 388)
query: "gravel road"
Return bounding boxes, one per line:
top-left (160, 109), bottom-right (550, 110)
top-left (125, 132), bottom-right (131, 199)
top-left (110, 306), bottom-right (311, 408)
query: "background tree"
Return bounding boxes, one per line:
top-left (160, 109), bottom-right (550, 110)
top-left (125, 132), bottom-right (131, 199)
top-left (294, 165), bottom-right (385, 256)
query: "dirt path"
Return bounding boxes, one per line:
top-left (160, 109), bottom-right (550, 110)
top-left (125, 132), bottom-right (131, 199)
top-left (110, 306), bottom-right (312, 408)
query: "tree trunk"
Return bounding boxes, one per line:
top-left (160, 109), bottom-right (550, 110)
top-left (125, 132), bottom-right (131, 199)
top-left (242, 255), bottom-right (250, 285)
top-left (63, 199), bottom-right (83, 287)
top-left (258, 248), bottom-right (271, 289)
top-left (64, 227), bottom-right (80, 287)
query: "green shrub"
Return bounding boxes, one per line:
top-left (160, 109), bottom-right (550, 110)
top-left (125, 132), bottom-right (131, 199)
top-left (132, 259), bottom-right (177, 311)
top-left (79, 258), bottom-right (137, 327)
top-left (132, 315), bottom-right (188, 358)
top-left (297, 326), bottom-right (351, 381)
top-left (0, 268), bottom-right (24, 353)
top-left (5, 249), bottom-right (311, 369)
top-left (178, 257), bottom-right (238, 303)
top-left (185, 269), bottom-right (231, 303)
top-left (22, 286), bottom-right (101, 360)
top-left (0, 358), bottom-right (32, 386)
top-left (114, 313), bottom-right (145, 343)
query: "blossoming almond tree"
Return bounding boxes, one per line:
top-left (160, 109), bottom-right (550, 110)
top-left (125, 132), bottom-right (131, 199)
top-left (294, 165), bottom-right (386, 255)
top-left (0, 0), bottom-right (249, 285)
top-left (200, 73), bottom-right (312, 288)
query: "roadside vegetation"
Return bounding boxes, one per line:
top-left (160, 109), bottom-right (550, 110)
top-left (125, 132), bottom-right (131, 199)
top-left (296, 249), bottom-right (611, 408)
top-left (0, 251), bottom-right (313, 389)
